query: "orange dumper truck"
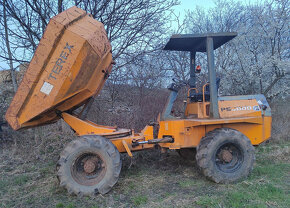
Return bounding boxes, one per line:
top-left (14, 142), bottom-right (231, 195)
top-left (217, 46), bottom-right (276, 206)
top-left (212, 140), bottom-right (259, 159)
top-left (6, 7), bottom-right (271, 196)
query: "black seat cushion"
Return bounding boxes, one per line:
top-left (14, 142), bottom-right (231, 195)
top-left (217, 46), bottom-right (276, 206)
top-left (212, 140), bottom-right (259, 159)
top-left (189, 78), bottom-right (220, 102)
top-left (190, 92), bottom-right (210, 102)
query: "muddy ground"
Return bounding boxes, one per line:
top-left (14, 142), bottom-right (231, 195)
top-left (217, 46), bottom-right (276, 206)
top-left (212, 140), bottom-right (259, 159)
top-left (0, 127), bottom-right (289, 208)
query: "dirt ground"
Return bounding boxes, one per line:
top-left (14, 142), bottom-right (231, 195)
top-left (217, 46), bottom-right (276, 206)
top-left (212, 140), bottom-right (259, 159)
top-left (0, 129), bottom-right (289, 208)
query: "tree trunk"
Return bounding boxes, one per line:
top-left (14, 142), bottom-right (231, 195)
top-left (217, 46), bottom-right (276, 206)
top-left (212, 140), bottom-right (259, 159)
top-left (263, 76), bottom-right (282, 96)
top-left (58, 0), bottom-right (63, 13)
top-left (3, 0), bottom-right (17, 92)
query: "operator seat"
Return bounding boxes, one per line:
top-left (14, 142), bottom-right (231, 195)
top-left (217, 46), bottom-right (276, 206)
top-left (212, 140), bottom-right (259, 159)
top-left (190, 78), bottom-right (220, 102)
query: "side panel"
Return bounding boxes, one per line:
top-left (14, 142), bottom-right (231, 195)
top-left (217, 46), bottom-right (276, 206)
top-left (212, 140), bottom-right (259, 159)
top-left (158, 116), bottom-right (271, 148)
top-left (158, 120), bottom-right (206, 149)
top-left (219, 94), bottom-right (271, 117)
top-left (219, 99), bottom-right (261, 118)
top-left (17, 33), bottom-right (85, 126)
top-left (185, 102), bottom-right (210, 118)
top-left (222, 116), bottom-right (272, 145)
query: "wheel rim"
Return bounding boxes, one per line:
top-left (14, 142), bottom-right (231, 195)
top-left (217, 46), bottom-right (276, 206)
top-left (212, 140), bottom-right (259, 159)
top-left (215, 142), bottom-right (243, 173)
top-left (71, 152), bottom-right (107, 186)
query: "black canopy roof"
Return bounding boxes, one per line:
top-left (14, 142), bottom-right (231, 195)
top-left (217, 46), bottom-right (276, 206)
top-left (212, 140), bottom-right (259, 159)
top-left (163, 32), bottom-right (237, 52)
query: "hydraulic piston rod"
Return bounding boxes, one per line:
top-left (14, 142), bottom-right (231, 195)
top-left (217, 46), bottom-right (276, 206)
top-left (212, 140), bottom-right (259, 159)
top-left (132, 137), bottom-right (173, 147)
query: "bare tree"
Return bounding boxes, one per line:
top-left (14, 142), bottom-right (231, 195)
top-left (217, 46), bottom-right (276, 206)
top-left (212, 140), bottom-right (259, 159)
top-left (183, 0), bottom-right (290, 99)
top-left (0, 0), bottom-right (178, 69)
top-left (2, 0), bottom-right (17, 92)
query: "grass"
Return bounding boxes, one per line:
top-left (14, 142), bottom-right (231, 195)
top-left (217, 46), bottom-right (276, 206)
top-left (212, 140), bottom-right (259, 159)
top-left (14, 175), bottom-right (30, 185)
top-left (132, 195), bottom-right (148, 206)
top-left (0, 140), bottom-right (289, 208)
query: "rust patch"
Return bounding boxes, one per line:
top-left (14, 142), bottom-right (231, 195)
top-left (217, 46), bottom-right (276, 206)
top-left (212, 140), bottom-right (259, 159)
top-left (220, 150), bottom-right (233, 163)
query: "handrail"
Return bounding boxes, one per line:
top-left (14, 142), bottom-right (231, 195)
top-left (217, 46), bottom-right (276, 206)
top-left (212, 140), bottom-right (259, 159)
top-left (202, 83), bottom-right (210, 103)
top-left (202, 83), bottom-right (210, 117)
top-left (187, 88), bottom-right (198, 97)
top-left (187, 88), bottom-right (198, 103)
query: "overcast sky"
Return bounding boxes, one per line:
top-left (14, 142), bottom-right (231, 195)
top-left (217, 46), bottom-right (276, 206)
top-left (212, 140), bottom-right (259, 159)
top-left (176, 0), bottom-right (216, 12)
top-left (0, 0), bottom-right (260, 70)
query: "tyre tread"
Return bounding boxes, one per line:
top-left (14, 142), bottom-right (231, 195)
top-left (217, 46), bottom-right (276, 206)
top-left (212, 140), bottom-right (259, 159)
top-left (57, 135), bottom-right (121, 196)
top-left (196, 128), bottom-right (255, 183)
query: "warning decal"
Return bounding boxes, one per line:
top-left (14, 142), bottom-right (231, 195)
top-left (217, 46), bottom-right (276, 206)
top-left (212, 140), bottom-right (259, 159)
top-left (40, 82), bottom-right (54, 95)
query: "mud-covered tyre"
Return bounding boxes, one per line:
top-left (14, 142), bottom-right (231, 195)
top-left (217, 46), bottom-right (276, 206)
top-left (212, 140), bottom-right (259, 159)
top-left (176, 148), bottom-right (196, 160)
top-left (196, 128), bottom-right (255, 183)
top-left (56, 135), bottom-right (121, 196)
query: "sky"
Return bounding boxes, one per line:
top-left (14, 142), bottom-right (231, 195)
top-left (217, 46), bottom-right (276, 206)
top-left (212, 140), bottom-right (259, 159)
top-left (1, 0), bottom-right (217, 70)
top-left (176, 0), bottom-right (216, 13)
top-left (174, 0), bottom-right (261, 22)
top-left (0, 0), bottom-right (259, 70)
top-left (171, 0), bottom-right (216, 31)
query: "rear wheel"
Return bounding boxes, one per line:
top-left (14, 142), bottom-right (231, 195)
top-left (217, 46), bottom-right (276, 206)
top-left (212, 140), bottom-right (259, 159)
top-left (176, 148), bottom-right (196, 160)
top-left (56, 135), bottom-right (121, 196)
top-left (196, 128), bottom-right (255, 183)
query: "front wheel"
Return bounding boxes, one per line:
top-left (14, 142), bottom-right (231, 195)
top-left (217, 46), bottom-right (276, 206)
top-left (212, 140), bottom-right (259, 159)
top-left (196, 128), bottom-right (255, 183)
top-left (56, 135), bottom-right (121, 196)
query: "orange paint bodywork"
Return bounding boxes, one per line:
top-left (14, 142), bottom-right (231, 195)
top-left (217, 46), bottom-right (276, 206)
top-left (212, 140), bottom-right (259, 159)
top-left (5, 6), bottom-right (112, 130)
top-left (157, 116), bottom-right (271, 149)
top-left (159, 98), bottom-right (272, 149)
top-left (61, 112), bottom-right (154, 154)
top-left (61, 104), bottom-right (271, 154)
top-left (218, 99), bottom-right (261, 118)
